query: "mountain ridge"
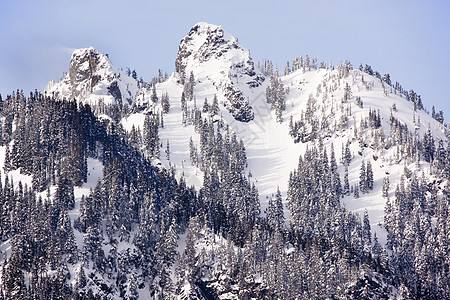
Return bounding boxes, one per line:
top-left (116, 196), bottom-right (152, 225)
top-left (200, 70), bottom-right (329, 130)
top-left (0, 22), bottom-right (449, 299)
top-left (42, 22), bottom-right (450, 246)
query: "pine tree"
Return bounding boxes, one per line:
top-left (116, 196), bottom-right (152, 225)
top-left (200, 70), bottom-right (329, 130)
top-left (284, 61), bottom-right (290, 75)
top-left (143, 114), bottom-right (160, 158)
top-left (75, 263), bottom-right (87, 289)
top-left (55, 207), bottom-right (78, 263)
top-left (83, 223), bottom-right (104, 266)
top-left (366, 161), bottom-right (374, 190)
top-left (304, 55), bottom-right (310, 71)
top-left (165, 140), bottom-right (170, 161)
top-left (162, 92), bottom-right (170, 113)
top-left (355, 96), bottom-right (363, 108)
top-left (209, 94), bottom-right (219, 117)
top-left (354, 183), bottom-right (360, 198)
top-left (266, 188), bottom-right (284, 231)
top-left (372, 233), bottom-right (382, 257)
top-left (344, 141), bottom-right (352, 165)
top-left (362, 209), bottom-right (372, 248)
top-left (181, 92), bottom-right (188, 126)
top-left (2, 256), bottom-right (27, 299)
top-left (124, 274), bottom-right (139, 300)
top-left (422, 127), bottom-right (435, 163)
top-left (55, 171), bottom-right (75, 209)
top-left (274, 188), bottom-right (285, 229)
top-left (343, 163), bottom-right (350, 196)
top-left (359, 161), bottom-right (367, 194)
top-left (382, 176), bottom-right (390, 198)
top-left (382, 73), bottom-right (391, 86)
top-left (330, 144), bottom-right (341, 199)
top-left (343, 83), bottom-right (352, 102)
top-left (289, 115), bottom-right (295, 137)
top-left (189, 137), bottom-right (198, 166)
top-left (3, 146), bottom-right (11, 173)
top-left (183, 71), bottom-right (195, 102)
top-left (151, 80), bottom-right (158, 103)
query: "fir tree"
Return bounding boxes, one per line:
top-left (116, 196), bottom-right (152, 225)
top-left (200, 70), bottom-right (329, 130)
top-left (162, 92), bottom-right (170, 113)
top-left (343, 162), bottom-right (350, 196)
top-left (209, 94), bottom-right (219, 117)
top-left (343, 83), bottom-right (352, 102)
top-left (124, 274), bottom-right (139, 300)
top-left (362, 209), bottom-right (372, 248)
top-left (359, 161), bottom-right (367, 194)
top-left (382, 176), bottom-right (390, 198)
top-left (366, 161), bottom-right (374, 190)
top-left (151, 80), bottom-right (158, 103)
top-left (165, 140), bottom-right (170, 161)
top-left (181, 92), bottom-right (188, 126)
top-left (354, 183), bottom-right (360, 198)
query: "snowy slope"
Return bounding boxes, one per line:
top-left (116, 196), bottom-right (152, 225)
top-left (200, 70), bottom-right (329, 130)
top-left (276, 67), bottom-right (448, 244)
top-left (163, 24), bottom-right (447, 244)
top-left (48, 23), bottom-right (448, 247)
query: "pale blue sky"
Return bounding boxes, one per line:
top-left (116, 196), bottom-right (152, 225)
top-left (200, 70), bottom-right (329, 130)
top-left (1, 0), bottom-right (449, 121)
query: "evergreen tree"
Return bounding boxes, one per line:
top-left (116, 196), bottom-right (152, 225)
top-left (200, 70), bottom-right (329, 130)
top-left (372, 233), bottom-right (382, 257)
top-left (2, 256), bottom-right (27, 299)
top-left (266, 188), bottom-right (285, 231)
top-left (165, 140), bottom-right (170, 161)
top-left (366, 161), bottom-right (374, 190)
top-left (143, 113), bottom-right (160, 158)
top-left (55, 207), bottom-right (78, 263)
top-left (382, 73), bottom-right (391, 86)
top-left (181, 92), bottom-right (188, 126)
top-left (151, 80), bottom-right (158, 103)
top-left (162, 92), bottom-right (170, 113)
top-left (422, 127), bottom-right (435, 163)
top-left (344, 141), bottom-right (352, 165)
top-left (343, 83), bottom-right (352, 102)
top-left (55, 171), bottom-right (75, 209)
top-left (75, 263), bottom-right (87, 290)
top-left (189, 137), bottom-right (198, 166)
top-left (359, 161), bottom-right (367, 194)
top-left (382, 176), bottom-right (390, 198)
top-left (330, 144), bottom-right (342, 199)
top-left (209, 94), bottom-right (219, 117)
top-left (124, 274), bottom-right (139, 300)
top-left (362, 209), bottom-right (372, 248)
top-left (354, 183), bottom-right (360, 198)
top-left (343, 162), bottom-right (350, 196)
top-left (202, 97), bottom-right (209, 113)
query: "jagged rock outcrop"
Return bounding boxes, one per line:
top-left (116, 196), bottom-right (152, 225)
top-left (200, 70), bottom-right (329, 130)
top-left (46, 47), bottom-right (139, 108)
top-left (175, 22), bottom-right (265, 122)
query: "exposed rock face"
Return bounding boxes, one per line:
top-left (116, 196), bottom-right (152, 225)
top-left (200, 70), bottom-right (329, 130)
top-left (69, 48), bottom-right (102, 99)
top-left (107, 81), bottom-right (122, 106)
top-left (175, 22), bottom-right (265, 122)
top-left (46, 47), bottom-right (139, 109)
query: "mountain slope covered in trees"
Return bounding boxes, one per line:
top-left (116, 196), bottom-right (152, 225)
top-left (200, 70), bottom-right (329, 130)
top-left (0, 22), bottom-right (449, 299)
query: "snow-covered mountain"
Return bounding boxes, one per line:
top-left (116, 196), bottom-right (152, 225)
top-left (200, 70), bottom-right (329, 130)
top-left (1, 22), bottom-right (449, 299)
top-left (143, 22), bottom-right (448, 245)
top-left (175, 22), bottom-right (265, 122)
top-left (46, 47), bottom-right (140, 108)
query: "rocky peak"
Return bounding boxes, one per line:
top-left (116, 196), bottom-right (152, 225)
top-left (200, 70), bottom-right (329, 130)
top-left (68, 47), bottom-right (104, 98)
top-left (175, 22), bottom-right (265, 122)
top-left (46, 47), bottom-right (139, 109)
top-left (175, 23), bottom-right (234, 74)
